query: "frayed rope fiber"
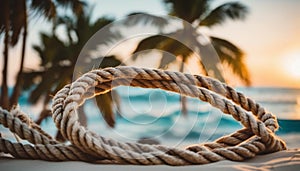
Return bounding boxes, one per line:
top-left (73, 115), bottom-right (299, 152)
top-left (0, 66), bottom-right (286, 165)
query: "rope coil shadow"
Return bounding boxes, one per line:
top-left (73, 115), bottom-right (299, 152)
top-left (0, 66), bottom-right (286, 165)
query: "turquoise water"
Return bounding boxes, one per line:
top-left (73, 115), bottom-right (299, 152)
top-left (1, 86), bottom-right (300, 146)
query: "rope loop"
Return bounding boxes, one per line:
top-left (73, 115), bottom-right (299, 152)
top-left (1, 66), bottom-right (286, 165)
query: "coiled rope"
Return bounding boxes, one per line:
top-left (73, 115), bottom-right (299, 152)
top-left (0, 66), bottom-right (286, 165)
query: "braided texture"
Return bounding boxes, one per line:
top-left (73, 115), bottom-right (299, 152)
top-left (0, 66), bottom-right (286, 165)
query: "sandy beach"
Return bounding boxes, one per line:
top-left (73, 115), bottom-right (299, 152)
top-left (1, 149), bottom-right (299, 171)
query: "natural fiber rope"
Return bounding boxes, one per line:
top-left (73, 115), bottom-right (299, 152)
top-left (0, 66), bottom-right (286, 165)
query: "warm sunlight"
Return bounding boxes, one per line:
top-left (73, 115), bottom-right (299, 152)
top-left (284, 50), bottom-right (300, 79)
top-left (1, 1), bottom-right (300, 169)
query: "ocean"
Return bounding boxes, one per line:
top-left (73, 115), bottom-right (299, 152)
top-left (1, 86), bottom-right (300, 148)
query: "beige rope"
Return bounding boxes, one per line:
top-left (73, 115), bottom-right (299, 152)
top-left (0, 66), bottom-right (286, 165)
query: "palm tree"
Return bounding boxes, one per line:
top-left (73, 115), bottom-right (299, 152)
top-left (0, 0), bottom-right (85, 110)
top-left (130, 0), bottom-right (250, 115)
top-left (22, 9), bottom-right (122, 141)
top-left (10, 0), bottom-right (86, 108)
top-left (9, 0), bottom-right (28, 109)
top-left (0, 0), bottom-right (10, 109)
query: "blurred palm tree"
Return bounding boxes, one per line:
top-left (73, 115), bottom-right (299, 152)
top-left (22, 8), bottom-right (123, 141)
top-left (0, 0), bottom-right (85, 110)
top-left (129, 0), bottom-right (250, 115)
top-left (0, 0), bottom-right (11, 109)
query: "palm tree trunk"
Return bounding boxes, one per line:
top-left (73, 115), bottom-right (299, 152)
top-left (35, 93), bottom-right (51, 125)
top-left (197, 42), bottom-right (225, 83)
top-left (179, 56), bottom-right (188, 116)
top-left (199, 61), bottom-right (209, 76)
top-left (1, 35), bottom-right (9, 110)
top-left (10, 0), bottom-right (27, 107)
top-left (1, 0), bottom-right (10, 110)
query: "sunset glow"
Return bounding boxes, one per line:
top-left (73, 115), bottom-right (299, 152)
top-left (284, 51), bottom-right (300, 79)
top-left (1, 0), bottom-right (300, 89)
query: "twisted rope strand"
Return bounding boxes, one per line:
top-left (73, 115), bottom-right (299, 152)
top-left (0, 108), bottom-right (56, 145)
top-left (1, 66), bottom-right (286, 165)
top-left (0, 107), bottom-right (117, 162)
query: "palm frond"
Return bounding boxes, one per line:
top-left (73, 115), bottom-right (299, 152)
top-left (55, 0), bottom-right (86, 16)
top-left (75, 15), bottom-right (121, 58)
top-left (32, 45), bottom-right (46, 64)
top-left (133, 35), bottom-right (167, 56)
top-left (93, 55), bottom-right (122, 68)
top-left (70, 0), bottom-right (86, 15)
top-left (36, 32), bottom-right (69, 66)
top-left (28, 74), bottom-right (55, 103)
top-left (89, 17), bottom-right (122, 45)
top-left (200, 2), bottom-right (248, 27)
top-left (132, 33), bottom-right (193, 62)
top-left (210, 36), bottom-right (250, 85)
top-left (124, 12), bottom-right (169, 29)
top-left (25, 64), bottom-right (72, 103)
top-left (0, 0), bottom-right (7, 34)
top-left (196, 39), bottom-right (225, 82)
top-left (95, 93), bottom-right (115, 128)
top-left (27, 6), bottom-right (125, 129)
top-left (10, 0), bottom-right (26, 46)
top-left (30, 0), bottom-right (56, 20)
top-left (22, 70), bottom-right (44, 90)
top-left (56, 16), bottom-right (75, 30)
top-left (80, 55), bottom-right (122, 73)
top-left (158, 52), bottom-right (177, 69)
top-left (164, 0), bottom-right (209, 23)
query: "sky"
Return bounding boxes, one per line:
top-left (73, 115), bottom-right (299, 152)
top-left (0, 0), bottom-right (300, 88)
